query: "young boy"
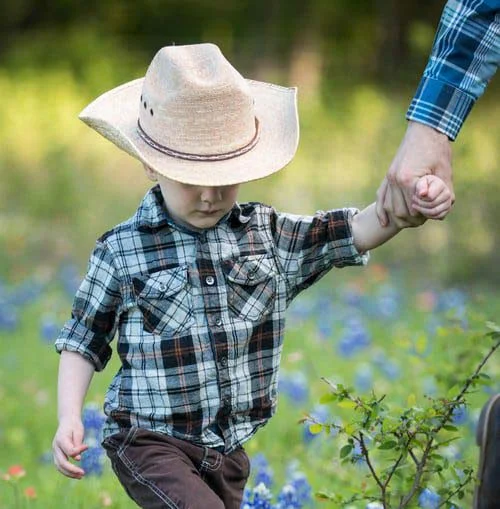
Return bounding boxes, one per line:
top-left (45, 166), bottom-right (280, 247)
top-left (52, 43), bottom-right (452, 509)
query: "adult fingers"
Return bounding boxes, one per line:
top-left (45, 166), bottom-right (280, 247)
top-left (376, 177), bottom-right (390, 226)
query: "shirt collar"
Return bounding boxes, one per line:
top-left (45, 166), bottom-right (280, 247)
top-left (134, 185), bottom-right (252, 233)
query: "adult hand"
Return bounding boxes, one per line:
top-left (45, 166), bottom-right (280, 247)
top-left (376, 121), bottom-right (454, 227)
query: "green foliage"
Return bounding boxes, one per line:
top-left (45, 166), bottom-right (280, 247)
top-left (308, 324), bottom-right (500, 508)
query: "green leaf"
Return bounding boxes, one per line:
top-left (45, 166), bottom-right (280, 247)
top-left (315, 491), bottom-right (334, 500)
top-left (443, 425), bottom-right (458, 432)
top-left (378, 440), bottom-right (398, 450)
top-left (309, 423), bottom-right (323, 435)
top-left (319, 393), bottom-right (337, 404)
top-left (340, 444), bottom-right (353, 459)
top-left (338, 399), bottom-right (357, 409)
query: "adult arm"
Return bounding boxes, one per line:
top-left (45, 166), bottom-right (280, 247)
top-left (377, 0), bottom-right (500, 227)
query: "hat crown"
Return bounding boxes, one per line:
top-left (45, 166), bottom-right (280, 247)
top-left (139, 44), bottom-right (257, 156)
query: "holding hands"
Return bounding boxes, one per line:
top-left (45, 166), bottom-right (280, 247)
top-left (376, 122), bottom-right (454, 227)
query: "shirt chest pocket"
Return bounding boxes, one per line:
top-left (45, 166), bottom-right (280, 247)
top-left (132, 266), bottom-right (193, 336)
top-left (222, 254), bottom-right (276, 322)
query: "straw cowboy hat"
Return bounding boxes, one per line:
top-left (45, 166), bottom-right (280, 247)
top-left (79, 43), bottom-right (299, 186)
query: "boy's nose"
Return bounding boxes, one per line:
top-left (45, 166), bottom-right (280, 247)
top-left (200, 187), bottom-right (222, 204)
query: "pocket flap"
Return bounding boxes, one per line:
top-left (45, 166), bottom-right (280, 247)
top-left (222, 255), bottom-right (275, 285)
top-left (132, 266), bottom-right (188, 298)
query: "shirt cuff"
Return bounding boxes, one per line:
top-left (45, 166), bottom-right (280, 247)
top-left (55, 319), bottom-right (113, 372)
top-left (406, 77), bottom-right (476, 141)
top-left (330, 208), bottom-right (370, 268)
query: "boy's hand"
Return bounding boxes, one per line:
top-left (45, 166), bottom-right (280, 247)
top-left (52, 418), bottom-right (88, 479)
top-left (411, 175), bottom-right (453, 220)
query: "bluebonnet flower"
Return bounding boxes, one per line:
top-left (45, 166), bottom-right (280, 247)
top-left (372, 351), bottom-right (400, 380)
top-left (281, 467), bottom-right (311, 507)
top-left (337, 317), bottom-right (371, 357)
top-left (418, 488), bottom-right (441, 509)
top-left (316, 318), bottom-right (335, 340)
top-left (59, 263), bottom-right (82, 297)
top-left (451, 404), bottom-right (468, 426)
top-left (40, 314), bottom-right (61, 343)
top-left (279, 371), bottom-right (309, 404)
top-left (9, 279), bottom-right (44, 307)
top-left (342, 287), bottom-right (364, 308)
top-left (81, 403), bottom-right (106, 476)
top-left (0, 304), bottom-right (18, 331)
top-left (375, 284), bottom-right (400, 319)
top-left (81, 437), bottom-right (105, 476)
top-left (242, 482), bottom-right (273, 509)
top-left (82, 402), bottom-right (106, 434)
top-left (354, 363), bottom-right (373, 392)
top-left (437, 288), bottom-right (468, 329)
top-left (251, 454), bottom-right (274, 489)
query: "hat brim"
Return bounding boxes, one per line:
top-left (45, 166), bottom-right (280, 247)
top-left (79, 78), bottom-right (299, 186)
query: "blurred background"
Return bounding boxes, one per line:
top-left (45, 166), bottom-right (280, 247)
top-left (0, 0), bottom-right (499, 287)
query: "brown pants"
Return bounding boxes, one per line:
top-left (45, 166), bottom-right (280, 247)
top-left (102, 427), bottom-right (250, 509)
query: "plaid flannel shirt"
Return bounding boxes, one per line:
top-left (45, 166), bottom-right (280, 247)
top-left (408, 0), bottom-right (499, 139)
top-left (56, 185), bottom-right (368, 452)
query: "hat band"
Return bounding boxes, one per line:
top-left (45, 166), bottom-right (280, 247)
top-left (137, 118), bottom-right (260, 161)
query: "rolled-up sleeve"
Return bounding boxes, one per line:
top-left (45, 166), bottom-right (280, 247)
top-left (407, 0), bottom-right (500, 139)
top-left (55, 241), bottom-right (122, 371)
top-left (270, 207), bottom-right (369, 300)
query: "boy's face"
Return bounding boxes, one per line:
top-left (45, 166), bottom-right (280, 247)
top-left (144, 166), bottom-right (240, 229)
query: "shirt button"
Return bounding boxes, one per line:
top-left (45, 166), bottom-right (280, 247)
top-left (247, 271), bottom-right (256, 281)
top-left (206, 276), bottom-right (215, 286)
top-left (214, 317), bottom-right (223, 327)
top-left (220, 356), bottom-right (228, 367)
top-left (158, 283), bottom-right (167, 292)
top-left (223, 395), bottom-right (231, 406)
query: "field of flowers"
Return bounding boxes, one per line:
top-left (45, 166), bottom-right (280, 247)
top-left (0, 262), bottom-right (499, 508)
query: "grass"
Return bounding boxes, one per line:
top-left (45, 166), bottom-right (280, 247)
top-left (0, 264), bottom-right (498, 508)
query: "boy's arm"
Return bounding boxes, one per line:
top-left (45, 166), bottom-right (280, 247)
top-left (351, 202), bottom-right (406, 253)
top-left (52, 351), bottom-right (95, 479)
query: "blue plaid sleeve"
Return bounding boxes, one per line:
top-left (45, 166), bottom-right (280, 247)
top-left (55, 241), bottom-right (122, 371)
top-left (407, 0), bottom-right (500, 139)
top-left (270, 207), bottom-right (369, 300)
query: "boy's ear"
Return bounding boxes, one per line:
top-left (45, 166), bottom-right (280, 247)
top-left (143, 165), bottom-right (158, 182)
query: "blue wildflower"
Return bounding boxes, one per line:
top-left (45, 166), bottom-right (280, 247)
top-left (279, 371), bottom-right (309, 404)
top-left (451, 404), bottom-right (468, 426)
top-left (418, 488), bottom-right (441, 509)
top-left (9, 280), bottom-right (44, 306)
top-left (59, 263), bottom-right (82, 297)
top-left (40, 314), bottom-right (61, 343)
top-left (375, 284), bottom-right (400, 319)
top-left (337, 317), bottom-right (371, 357)
top-left (242, 482), bottom-right (273, 509)
top-left (81, 437), bottom-right (105, 476)
top-left (354, 363), bottom-right (373, 392)
top-left (0, 304), bottom-right (18, 331)
top-left (82, 402), bottom-right (106, 436)
top-left (251, 454), bottom-right (274, 489)
top-left (80, 403), bottom-right (106, 476)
